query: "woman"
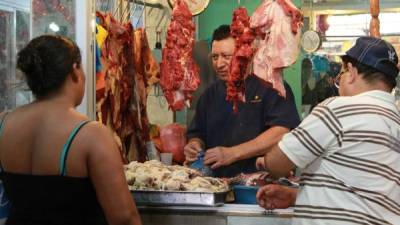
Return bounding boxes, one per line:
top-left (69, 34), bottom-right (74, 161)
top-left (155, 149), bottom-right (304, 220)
top-left (0, 35), bottom-right (141, 225)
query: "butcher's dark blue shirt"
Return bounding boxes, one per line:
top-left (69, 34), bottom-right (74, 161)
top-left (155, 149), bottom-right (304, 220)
top-left (187, 75), bottom-right (300, 177)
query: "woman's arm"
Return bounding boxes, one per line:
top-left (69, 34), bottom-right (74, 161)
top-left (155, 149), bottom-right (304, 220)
top-left (87, 122), bottom-right (142, 225)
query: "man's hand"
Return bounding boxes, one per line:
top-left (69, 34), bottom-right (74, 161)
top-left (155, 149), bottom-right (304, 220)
top-left (183, 140), bottom-right (203, 165)
top-left (256, 184), bottom-right (297, 210)
top-left (204, 146), bottom-right (237, 169)
top-left (256, 156), bottom-right (266, 170)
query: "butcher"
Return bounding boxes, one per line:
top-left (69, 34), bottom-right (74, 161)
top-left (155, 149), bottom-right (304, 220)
top-left (183, 25), bottom-right (300, 178)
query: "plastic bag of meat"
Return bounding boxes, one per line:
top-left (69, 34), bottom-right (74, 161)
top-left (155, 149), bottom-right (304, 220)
top-left (250, 0), bottom-right (303, 97)
top-left (160, 123), bottom-right (187, 163)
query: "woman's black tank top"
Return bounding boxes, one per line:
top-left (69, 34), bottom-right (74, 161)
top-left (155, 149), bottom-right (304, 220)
top-left (0, 115), bottom-right (107, 225)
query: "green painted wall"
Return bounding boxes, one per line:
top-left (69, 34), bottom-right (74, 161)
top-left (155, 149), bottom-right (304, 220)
top-left (198, 1), bottom-right (263, 40)
top-left (197, 0), bottom-right (303, 115)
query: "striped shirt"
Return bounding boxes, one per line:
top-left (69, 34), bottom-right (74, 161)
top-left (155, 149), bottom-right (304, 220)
top-left (279, 90), bottom-right (400, 225)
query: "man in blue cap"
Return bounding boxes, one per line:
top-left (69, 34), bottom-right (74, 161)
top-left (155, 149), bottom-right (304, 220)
top-left (256, 36), bottom-right (400, 225)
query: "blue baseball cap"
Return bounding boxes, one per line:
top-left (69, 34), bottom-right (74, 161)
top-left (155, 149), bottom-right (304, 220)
top-left (345, 36), bottom-right (399, 77)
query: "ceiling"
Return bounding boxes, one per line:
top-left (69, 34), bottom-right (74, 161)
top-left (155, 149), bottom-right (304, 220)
top-left (303, 0), bottom-right (400, 3)
top-left (302, 0), bottom-right (400, 14)
top-left (0, 0), bottom-right (30, 11)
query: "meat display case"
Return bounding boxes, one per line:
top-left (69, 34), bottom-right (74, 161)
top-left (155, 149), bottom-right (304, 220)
top-left (132, 190), bottom-right (227, 207)
top-left (138, 204), bottom-right (294, 225)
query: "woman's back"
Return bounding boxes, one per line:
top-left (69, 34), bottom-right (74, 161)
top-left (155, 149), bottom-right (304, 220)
top-left (0, 35), bottom-right (141, 225)
top-left (0, 103), bottom-right (90, 177)
top-left (0, 104), bottom-right (107, 224)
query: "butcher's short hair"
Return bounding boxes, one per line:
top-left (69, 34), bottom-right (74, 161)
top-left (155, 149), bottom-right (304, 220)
top-left (212, 25), bottom-right (231, 43)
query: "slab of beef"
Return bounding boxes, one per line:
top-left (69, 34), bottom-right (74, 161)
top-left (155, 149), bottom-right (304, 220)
top-left (227, 171), bottom-right (270, 186)
top-left (128, 28), bottom-right (160, 162)
top-left (96, 12), bottom-right (155, 163)
top-left (134, 28), bottom-right (160, 91)
top-left (227, 7), bottom-right (256, 112)
top-left (160, 0), bottom-right (200, 111)
top-left (250, 0), bottom-right (303, 97)
top-left (96, 12), bottom-right (134, 162)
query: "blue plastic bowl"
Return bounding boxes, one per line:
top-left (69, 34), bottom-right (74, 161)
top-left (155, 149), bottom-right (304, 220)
top-left (233, 185), bottom-right (259, 204)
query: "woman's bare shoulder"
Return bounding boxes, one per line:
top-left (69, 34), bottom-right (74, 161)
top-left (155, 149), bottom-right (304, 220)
top-left (79, 121), bottom-right (118, 149)
top-left (83, 121), bottom-right (110, 135)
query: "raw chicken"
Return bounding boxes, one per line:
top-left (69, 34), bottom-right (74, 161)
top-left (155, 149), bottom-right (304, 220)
top-left (125, 160), bottom-right (229, 192)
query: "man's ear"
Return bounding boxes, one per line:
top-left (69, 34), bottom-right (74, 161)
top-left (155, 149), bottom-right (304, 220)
top-left (347, 62), bottom-right (358, 83)
top-left (70, 63), bottom-right (80, 82)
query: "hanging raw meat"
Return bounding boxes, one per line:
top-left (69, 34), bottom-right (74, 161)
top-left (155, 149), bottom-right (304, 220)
top-left (316, 14), bottom-right (329, 35)
top-left (129, 28), bottom-right (159, 162)
top-left (160, 0), bottom-right (200, 111)
top-left (96, 12), bottom-right (133, 143)
top-left (96, 11), bottom-right (154, 163)
top-left (96, 13), bottom-right (131, 161)
top-left (250, 0), bottom-right (303, 97)
top-left (227, 7), bottom-right (256, 112)
top-left (133, 28), bottom-right (160, 90)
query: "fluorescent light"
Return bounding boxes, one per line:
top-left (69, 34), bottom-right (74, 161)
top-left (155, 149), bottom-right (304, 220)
top-left (49, 22), bottom-right (60, 32)
top-left (91, 19), bottom-right (95, 31)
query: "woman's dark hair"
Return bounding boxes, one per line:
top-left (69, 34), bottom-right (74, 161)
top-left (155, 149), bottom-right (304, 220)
top-left (341, 55), bottom-right (397, 89)
top-left (212, 25), bottom-right (231, 43)
top-left (17, 35), bottom-right (81, 98)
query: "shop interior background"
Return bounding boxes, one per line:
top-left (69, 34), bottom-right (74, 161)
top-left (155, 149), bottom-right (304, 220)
top-left (0, 0), bottom-right (400, 125)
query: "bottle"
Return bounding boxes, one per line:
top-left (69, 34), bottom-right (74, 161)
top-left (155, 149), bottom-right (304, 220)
top-left (146, 141), bottom-right (160, 161)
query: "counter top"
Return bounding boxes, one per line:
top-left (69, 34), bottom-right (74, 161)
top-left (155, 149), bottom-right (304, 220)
top-left (138, 203), bottom-right (294, 217)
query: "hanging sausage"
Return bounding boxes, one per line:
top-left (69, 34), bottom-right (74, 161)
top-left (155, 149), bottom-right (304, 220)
top-left (370, 0), bottom-right (380, 38)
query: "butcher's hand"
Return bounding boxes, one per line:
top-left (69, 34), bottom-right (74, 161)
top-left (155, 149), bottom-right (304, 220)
top-left (256, 184), bottom-right (297, 210)
top-left (256, 156), bottom-right (266, 170)
top-left (204, 146), bottom-right (237, 169)
top-left (183, 140), bottom-right (202, 165)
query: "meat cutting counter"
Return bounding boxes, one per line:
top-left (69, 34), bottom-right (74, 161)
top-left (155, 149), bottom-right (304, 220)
top-left (127, 160), bottom-right (294, 224)
top-left (138, 204), bottom-right (294, 225)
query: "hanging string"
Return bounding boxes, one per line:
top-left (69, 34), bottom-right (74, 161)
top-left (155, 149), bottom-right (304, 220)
top-left (113, 0), bottom-right (123, 17)
top-left (309, 0), bottom-right (314, 30)
top-left (120, 0), bottom-right (131, 21)
top-left (143, 0), bottom-right (146, 29)
top-left (106, 0), bottom-right (111, 12)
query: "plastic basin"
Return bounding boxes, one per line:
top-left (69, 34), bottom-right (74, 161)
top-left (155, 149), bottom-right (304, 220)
top-left (233, 185), bottom-right (259, 204)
